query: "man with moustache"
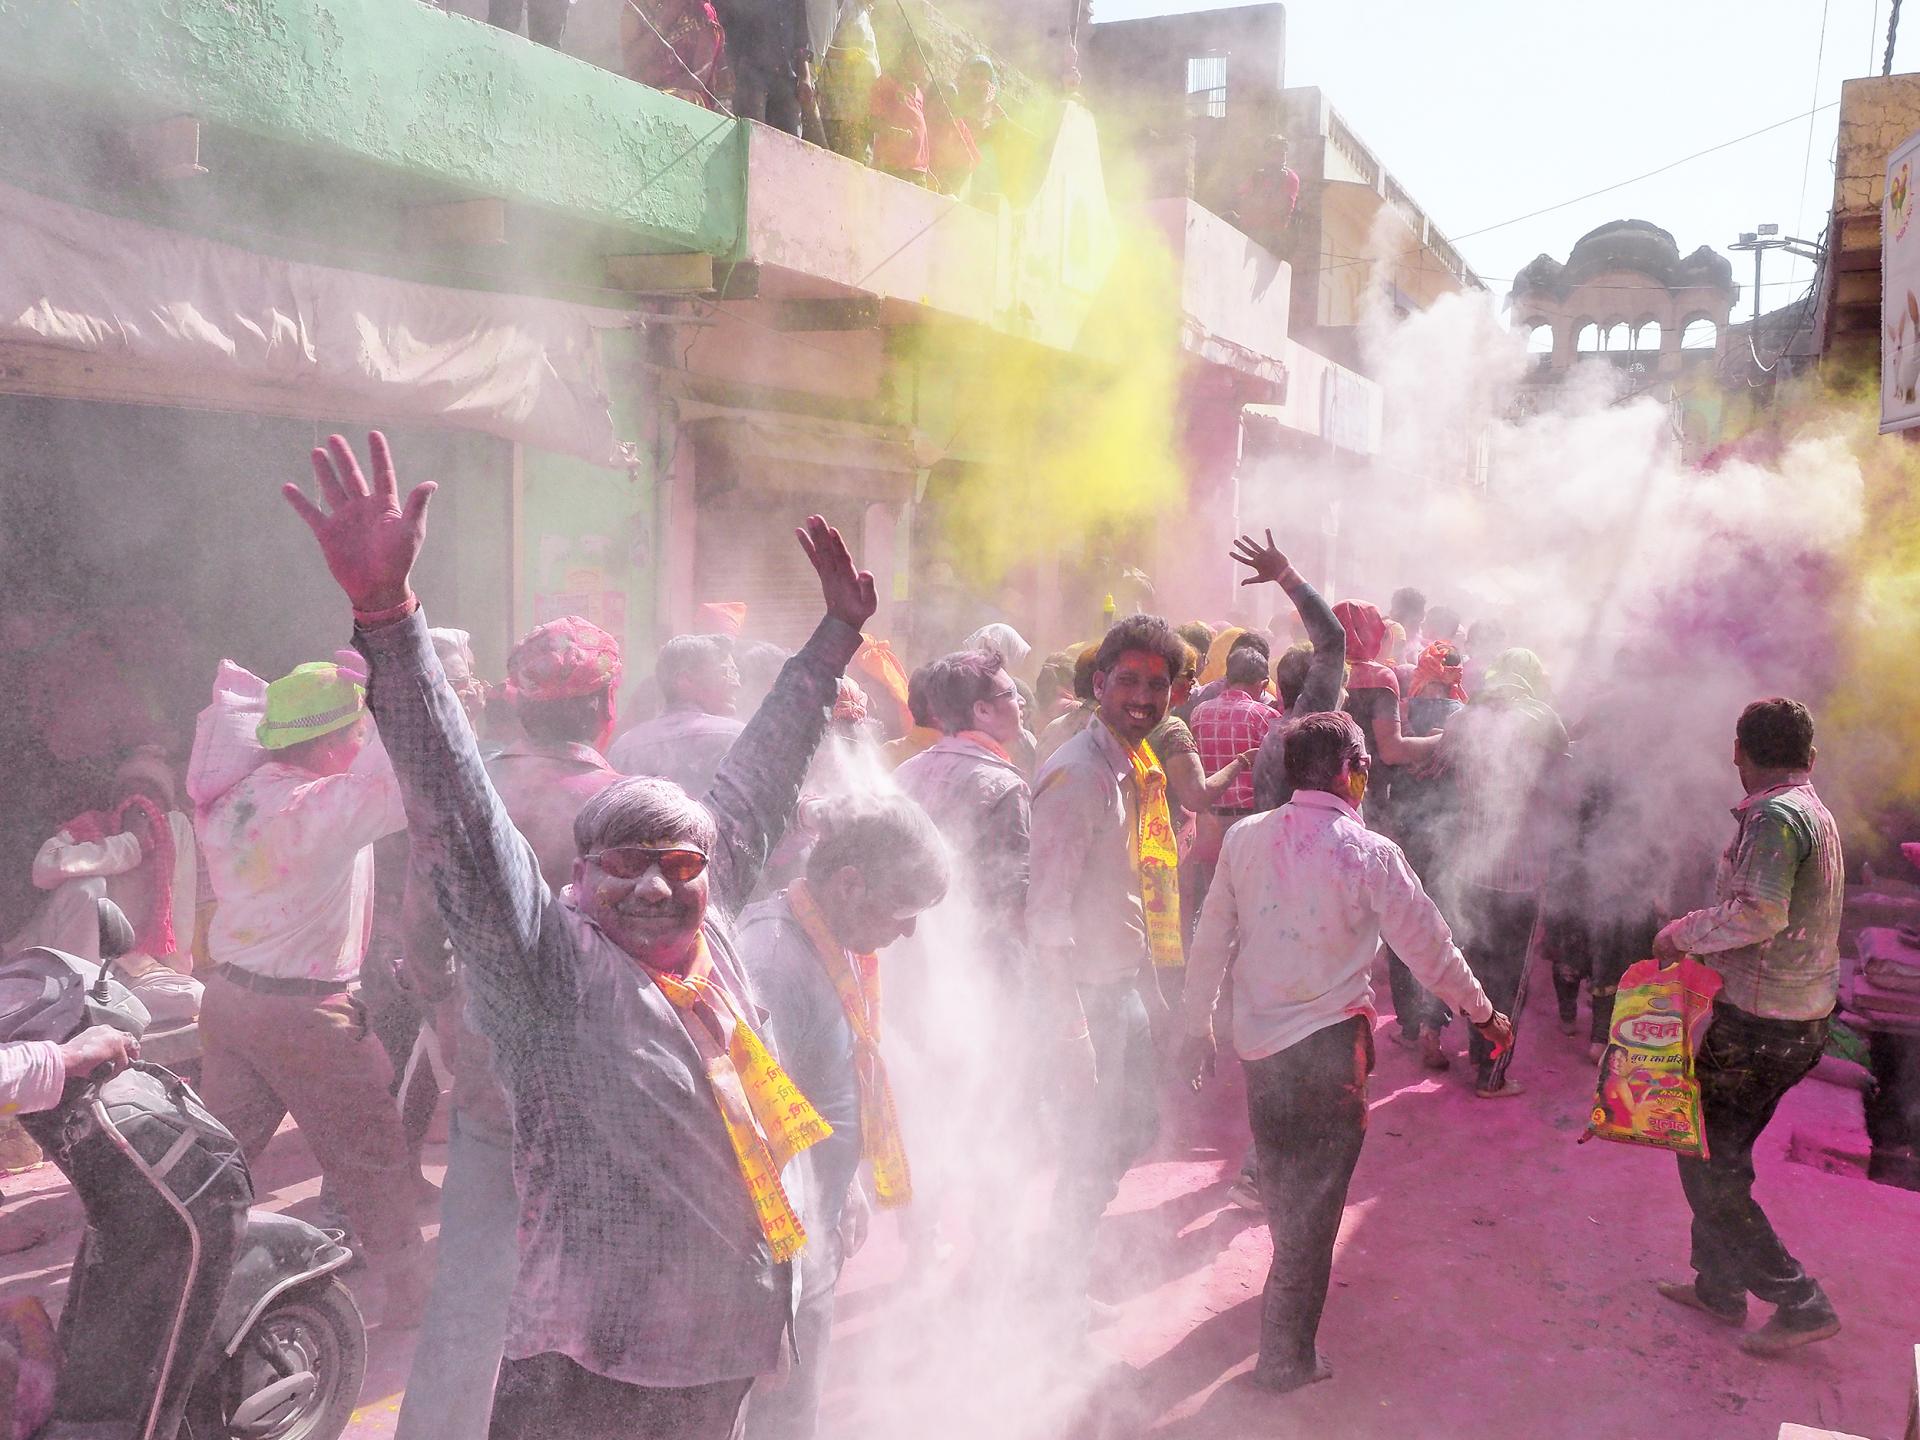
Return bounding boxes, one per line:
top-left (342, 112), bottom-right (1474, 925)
top-left (395, 614), bottom-right (624, 1440)
top-left (1027, 613), bottom-right (1191, 1321)
top-left (283, 430), bottom-right (876, 1439)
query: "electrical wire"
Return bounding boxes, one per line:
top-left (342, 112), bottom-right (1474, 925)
top-left (1312, 99), bottom-right (1846, 288)
top-left (1798, 0), bottom-right (1832, 234)
top-left (1887, 0), bottom-right (1904, 74)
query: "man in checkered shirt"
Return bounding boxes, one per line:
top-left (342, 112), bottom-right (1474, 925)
top-left (285, 431), bottom-right (877, 1439)
top-left (1191, 647), bottom-right (1277, 820)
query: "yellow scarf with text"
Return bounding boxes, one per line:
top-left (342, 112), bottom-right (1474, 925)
top-left (1108, 723), bottom-right (1184, 968)
top-left (786, 880), bottom-right (913, 1208)
top-left (652, 938), bottom-right (832, 1262)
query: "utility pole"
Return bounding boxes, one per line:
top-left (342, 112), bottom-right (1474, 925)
top-left (1728, 224), bottom-right (1825, 366)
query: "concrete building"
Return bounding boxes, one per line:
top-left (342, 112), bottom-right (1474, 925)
top-left (0, 0), bottom-right (1349, 906)
top-left (1815, 73), bottom-right (1920, 370)
top-left (1278, 86), bottom-right (1482, 372)
top-left (1508, 220), bottom-right (1736, 389)
top-left (1085, 4), bottom-right (1480, 600)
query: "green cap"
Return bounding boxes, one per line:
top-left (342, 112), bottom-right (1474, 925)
top-left (257, 662), bottom-right (366, 751)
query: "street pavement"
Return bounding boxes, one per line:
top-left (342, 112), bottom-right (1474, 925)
top-left (2, 954), bottom-right (1913, 1440)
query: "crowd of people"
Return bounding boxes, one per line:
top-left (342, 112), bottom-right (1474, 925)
top-left (613, 0), bottom-right (1017, 198)
top-left (0, 432), bottom-right (1855, 1437)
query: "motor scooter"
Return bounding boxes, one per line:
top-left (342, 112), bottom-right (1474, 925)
top-left (1, 901), bottom-right (367, 1440)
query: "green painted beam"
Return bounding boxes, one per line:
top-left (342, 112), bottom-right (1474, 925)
top-left (0, 0), bottom-right (745, 255)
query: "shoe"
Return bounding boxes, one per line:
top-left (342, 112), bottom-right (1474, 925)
top-left (1227, 1178), bottom-right (1265, 1212)
top-left (1245, 1353), bottom-right (1334, 1395)
top-left (1655, 1280), bottom-right (1746, 1327)
top-left (1474, 1080), bottom-right (1526, 1099)
top-left (1420, 1031), bottom-right (1451, 1071)
top-left (1741, 1309), bottom-right (1840, 1355)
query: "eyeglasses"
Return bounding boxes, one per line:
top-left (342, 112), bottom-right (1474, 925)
top-left (982, 686), bottom-right (1019, 704)
top-left (586, 846), bottom-right (710, 883)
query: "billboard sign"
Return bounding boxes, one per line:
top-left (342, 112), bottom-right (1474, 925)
top-left (1882, 128), bottom-right (1920, 431)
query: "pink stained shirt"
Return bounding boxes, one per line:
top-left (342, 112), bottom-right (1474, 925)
top-left (1184, 789), bottom-right (1493, 1061)
top-left (201, 757), bottom-right (406, 982)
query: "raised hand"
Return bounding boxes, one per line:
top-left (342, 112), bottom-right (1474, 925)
top-left (1230, 529), bottom-right (1293, 587)
top-left (796, 514), bottom-right (878, 631)
top-left (283, 432), bottom-right (437, 614)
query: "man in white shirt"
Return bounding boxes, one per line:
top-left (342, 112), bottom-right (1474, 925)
top-left (1181, 712), bottom-right (1511, 1394)
top-left (195, 659), bottom-right (429, 1325)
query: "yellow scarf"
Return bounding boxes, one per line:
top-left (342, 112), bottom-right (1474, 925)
top-left (1106, 721), bottom-right (1184, 968)
top-left (652, 937), bottom-right (832, 1262)
top-left (786, 880), bottom-right (913, 1208)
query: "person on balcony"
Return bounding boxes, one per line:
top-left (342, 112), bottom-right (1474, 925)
top-left (868, 42), bottom-right (932, 185)
top-left (1224, 134), bottom-right (1300, 255)
top-left (713, 0), bottom-right (804, 133)
top-left (620, 0), bottom-right (731, 111)
top-left (820, 0), bottom-right (880, 161)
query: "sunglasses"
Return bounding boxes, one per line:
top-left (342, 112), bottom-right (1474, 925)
top-left (586, 846), bottom-right (710, 883)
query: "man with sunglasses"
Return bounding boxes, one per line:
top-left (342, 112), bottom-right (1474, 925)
top-left (396, 614), bottom-right (624, 1440)
top-left (285, 431), bottom-right (878, 1440)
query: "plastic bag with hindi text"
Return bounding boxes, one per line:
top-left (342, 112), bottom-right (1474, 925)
top-left (1582, 956), bottom-right (1722, 1160)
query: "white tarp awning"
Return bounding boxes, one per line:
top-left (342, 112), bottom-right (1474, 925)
top-left (0, 179), bottom-right (630, 465)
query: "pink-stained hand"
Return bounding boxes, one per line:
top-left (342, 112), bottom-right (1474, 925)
top-left (282, 432), bottom-right (437, 614)
top-left (1475, 1011), bottom-right (1514, 1058)
top-left (795, 514), bottom-right (878, 631)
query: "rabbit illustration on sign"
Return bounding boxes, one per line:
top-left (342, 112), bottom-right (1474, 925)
top-left (1889, 289), bottom-right (1920, 406)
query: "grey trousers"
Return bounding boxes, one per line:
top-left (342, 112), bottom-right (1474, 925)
top-left (396, 1116), bottom-right (520, 1440)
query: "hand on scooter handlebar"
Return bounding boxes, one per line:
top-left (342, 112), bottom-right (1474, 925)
top-left (58, 1025), bottom-right (139, 1082)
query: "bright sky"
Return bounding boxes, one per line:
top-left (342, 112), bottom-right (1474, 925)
top-left (1092, 0), bottom-right (1906, 326)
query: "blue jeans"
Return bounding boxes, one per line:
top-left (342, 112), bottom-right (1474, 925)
top-left (396, 1116), bottom-right (520, 1440)
top-left (1051, 978), bottom-right (1161, 1292)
